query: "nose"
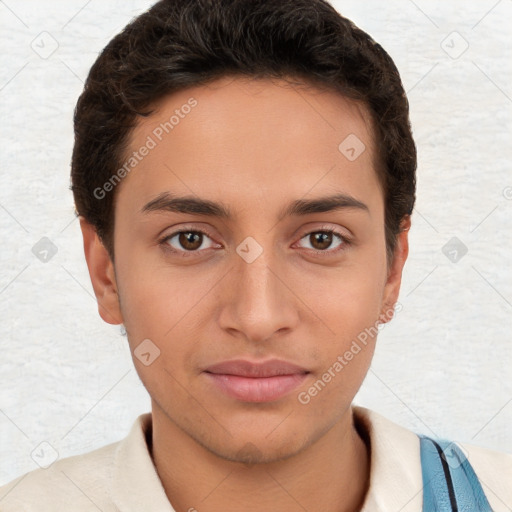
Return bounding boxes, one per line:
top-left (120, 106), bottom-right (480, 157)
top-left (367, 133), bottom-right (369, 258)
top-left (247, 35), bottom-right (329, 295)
top-left (217, 247), bottom-right (300, 344)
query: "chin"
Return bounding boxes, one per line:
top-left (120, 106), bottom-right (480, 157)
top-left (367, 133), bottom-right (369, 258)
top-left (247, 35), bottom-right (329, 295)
top-left (198, 428), bottom-right (315, 466)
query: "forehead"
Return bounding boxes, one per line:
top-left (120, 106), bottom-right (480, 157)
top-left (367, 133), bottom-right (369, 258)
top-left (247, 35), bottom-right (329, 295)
top-left (118, 76), bottom-right (382, 218)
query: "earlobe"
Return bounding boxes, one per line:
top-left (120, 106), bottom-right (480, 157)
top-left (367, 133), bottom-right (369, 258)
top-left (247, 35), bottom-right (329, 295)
top-left (380, 216), bottom-right (411, 324)
top-left (79, 217), bottom-right (123, 325)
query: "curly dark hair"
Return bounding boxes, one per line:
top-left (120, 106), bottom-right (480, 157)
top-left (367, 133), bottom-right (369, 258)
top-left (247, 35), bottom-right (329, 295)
top-left (71, 0), bottom-right (416, 261)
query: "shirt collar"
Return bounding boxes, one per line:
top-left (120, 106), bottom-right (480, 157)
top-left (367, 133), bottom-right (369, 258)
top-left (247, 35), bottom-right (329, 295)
top-left (354, 405), bottom-right (423, 512)
top-left (112, 406), bottom-right (424, 512)
top-left (112, 412), bottom-right (175, 511)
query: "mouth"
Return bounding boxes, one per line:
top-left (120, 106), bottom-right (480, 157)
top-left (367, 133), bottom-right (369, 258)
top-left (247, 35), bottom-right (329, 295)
top-left (203, 359), bottom-right (310, 402)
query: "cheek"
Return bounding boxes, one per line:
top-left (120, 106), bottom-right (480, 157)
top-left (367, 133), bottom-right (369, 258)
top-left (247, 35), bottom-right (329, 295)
top-left (296, 273), bottom-right (382, 412)
top-left (120, 284), bottom-right (186, 341)
top-left (115, 268), bottom-right (207, 401)
top-left (115, 253), bottom-right (220, 363)
top-left (293, 254), bottom-right (386, 382)
top-left (300, 259), bottom-right (387, 333)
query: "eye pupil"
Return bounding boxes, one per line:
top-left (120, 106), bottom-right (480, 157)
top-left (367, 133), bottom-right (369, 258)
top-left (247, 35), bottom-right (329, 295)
top-left (179, 231), bottom-right (202, 250)
top-left (311, 232), bottom-right (332, 250)
top-left (169, 230), bottom-right (341, 255)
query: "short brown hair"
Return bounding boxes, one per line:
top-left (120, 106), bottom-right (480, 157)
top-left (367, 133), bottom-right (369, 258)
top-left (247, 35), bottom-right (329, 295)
top-left (71, 0), bottom-right (416, 260)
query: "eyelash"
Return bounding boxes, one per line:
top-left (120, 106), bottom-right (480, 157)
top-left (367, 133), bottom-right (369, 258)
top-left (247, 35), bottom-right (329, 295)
top-left (298, 229), bottom-right (350, 254)
top-left (159, 227), bottom-right (351, 258)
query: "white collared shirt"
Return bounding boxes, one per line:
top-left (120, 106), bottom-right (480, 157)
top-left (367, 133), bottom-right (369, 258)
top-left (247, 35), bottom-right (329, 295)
top-left (1, 406), bottom-right (510, 511)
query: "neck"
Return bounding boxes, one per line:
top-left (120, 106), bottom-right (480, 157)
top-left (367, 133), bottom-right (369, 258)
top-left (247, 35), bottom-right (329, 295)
top-left (150, 402), bottom-right (370, 512)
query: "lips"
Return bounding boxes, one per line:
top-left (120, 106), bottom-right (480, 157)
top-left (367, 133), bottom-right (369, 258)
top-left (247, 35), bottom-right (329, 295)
top-left (205, 359), bottom-right (309, 378)
top-left (203, 359), bottom-right (309, 402)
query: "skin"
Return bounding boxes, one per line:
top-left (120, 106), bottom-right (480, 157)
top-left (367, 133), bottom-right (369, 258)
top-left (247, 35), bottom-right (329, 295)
top-left (81, 76), bottom-right (410, 512)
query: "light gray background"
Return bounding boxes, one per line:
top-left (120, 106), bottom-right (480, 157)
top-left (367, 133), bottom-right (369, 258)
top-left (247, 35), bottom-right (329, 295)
top-left (1, 0), bottom-right (511, 486)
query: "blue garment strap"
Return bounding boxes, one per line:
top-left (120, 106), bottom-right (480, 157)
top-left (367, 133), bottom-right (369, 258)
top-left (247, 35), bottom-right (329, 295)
top-left (419, 435), bottom-right (493, 511)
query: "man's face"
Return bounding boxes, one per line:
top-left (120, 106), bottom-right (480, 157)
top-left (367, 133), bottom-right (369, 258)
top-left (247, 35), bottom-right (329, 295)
top-left (87, 76), bottom-right (407, 463)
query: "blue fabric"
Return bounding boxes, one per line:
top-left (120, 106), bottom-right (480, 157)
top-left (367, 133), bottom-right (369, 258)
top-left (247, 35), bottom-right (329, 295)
top-left (419, 435), bottom-right (493, 511)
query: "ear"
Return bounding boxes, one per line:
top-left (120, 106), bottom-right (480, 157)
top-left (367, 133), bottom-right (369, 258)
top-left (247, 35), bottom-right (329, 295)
top-left (379, 216), bottom-right (411, 324)
top-left (79, 217), bottom-right (123, 325)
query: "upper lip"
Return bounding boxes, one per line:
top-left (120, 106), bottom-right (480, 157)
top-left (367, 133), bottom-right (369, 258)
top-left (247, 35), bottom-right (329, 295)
top-left (204, 359), bottom-right (309, 378)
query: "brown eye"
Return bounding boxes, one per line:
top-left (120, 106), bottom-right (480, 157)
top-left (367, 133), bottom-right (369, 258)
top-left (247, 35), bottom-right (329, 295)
top-left (297, 230), bottom-right (346, 253)
top-left (163, 230), bottom-right (216, 253)
top-left (178, 231), bottom-right (203, 250)
top-left (310, 232), bottom-right (333, 250)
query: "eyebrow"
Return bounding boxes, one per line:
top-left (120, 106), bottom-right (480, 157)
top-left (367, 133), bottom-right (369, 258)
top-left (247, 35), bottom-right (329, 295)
top-left (141, 192), bottom-right (369, 219)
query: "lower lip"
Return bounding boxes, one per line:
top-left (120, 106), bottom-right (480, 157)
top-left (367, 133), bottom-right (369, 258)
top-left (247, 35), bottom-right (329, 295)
top-left (204, 372), bottom-right (308, 402)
